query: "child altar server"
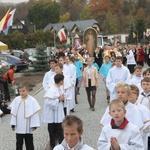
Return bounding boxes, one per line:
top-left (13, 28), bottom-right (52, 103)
top-left (42, 74), bottom-right (65, 150)
top-left (42, 58), bottom-right (57, 91)
top-left (106, 56), bottom-right (130, 101)
top-left (129, 84), bottom-right (150, 150)
top-left (48, 63), bottom-right (72, 115)
top-left (100, 82), bottom-right (144, 130)
top-left (54, 115), bottom-right (95, 150)
top-left (10, 82), bottom-right (41, 150)
top-left (129, 65), bottom-right (143, 85)
top-left (98, 99), bottom-right (144, 150)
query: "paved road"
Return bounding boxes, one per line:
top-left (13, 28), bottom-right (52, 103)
top-left (0, 74), bottom-right (107, 150)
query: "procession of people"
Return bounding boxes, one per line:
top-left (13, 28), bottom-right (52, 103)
top-left (0, 42), bottom-right (150, 150)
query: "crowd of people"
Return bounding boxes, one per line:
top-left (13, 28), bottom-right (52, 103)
top-left (0, 43), bottom-right (150, 150)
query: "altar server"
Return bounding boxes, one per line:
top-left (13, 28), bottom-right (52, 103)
top-left (106, 56), bottom-right (130, 101)
top-left (10, 82), bottom-right (41, 150)
top-left (98, 99), bottom-right (144, 150)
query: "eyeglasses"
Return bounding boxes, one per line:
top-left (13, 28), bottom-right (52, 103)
top-left (130, 92), bottom-right (137, 95)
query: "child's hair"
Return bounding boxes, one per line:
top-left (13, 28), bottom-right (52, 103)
top-left (146, 68), bottom-right (150, 73)
top-left (129, 84), bottom-right (139, 96)
top-left (54, 74), bottom-right (64, 84)
top-left (55, 63), bottom-right (63, 69)
top-left (49, 58), bottom-right (57, 64)
top-left (134, 65), bottom-right (142, 71)
top-left (58, 56), bottom-right (65, 60)
top-left (10, 65), bottom-right (16, 69)
top-left (64, 55), bottom-right (70, 59)
top-left (109, 99), bottom-right (125, 111)
top-left (104, 55), bottom-right (110, 59)
top-left (62, 115), bottom-right (83, 133)
top-left (142, 70), bottom-right (147, 76)
top-left (70, 56), bottom-right (75, 63)
top-left (116, 82), bottom-right (131, 94)
top-left (115, 56), bottom-right (123, 62)
top-left (141, 77), bottom-right (150, 84)
top-left (18, 82), bottom-right (29, 90)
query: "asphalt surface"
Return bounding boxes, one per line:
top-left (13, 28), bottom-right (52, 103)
top-left (0, 74), bottom-right (107, 150)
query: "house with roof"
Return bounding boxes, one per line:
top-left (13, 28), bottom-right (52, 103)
top-left (9, 18), bottom-right (29, 34)
top-left (43, 19), bottom-right (102, 47)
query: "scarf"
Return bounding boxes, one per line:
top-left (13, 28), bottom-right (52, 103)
top-left (111, 117), bottom-right (129, 129)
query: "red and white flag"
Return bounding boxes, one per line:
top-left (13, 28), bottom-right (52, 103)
top-left (58, 28), bottom-right (66, 42)
top-left (146, 28), bottom-right (150, 37)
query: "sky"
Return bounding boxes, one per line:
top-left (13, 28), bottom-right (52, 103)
top-left (1, 0), bottom-right (29, 3)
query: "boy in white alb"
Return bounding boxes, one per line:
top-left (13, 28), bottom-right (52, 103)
top-left (106, 56), bottom-right (130, 101)
top-left (48, 63), bottom-right (72, 115)
top-left (98, 99), bottom-right (144, 150)
top-left (64, 56), bottom-right (76, 112)
top-left (129, 65), bottom-right (143, 85)
top-left (10, 82), bottom-right (41, 150)
top-left (137, 78), bottom-right (150, 109)
top-left (129, 84), bottom-right (150, 150)
top-left (42, 74), bottom-right (65, 150)
top-left (100, 82), bottom-right (144, 130)
top-left (54, 115), bottom-right (95, 150)
top-left (42, 58), bottom-right (57, 91)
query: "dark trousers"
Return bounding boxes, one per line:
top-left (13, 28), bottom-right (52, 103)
top-left (127, 64), bottom-right (135, 74)
top-left (3, 80), bottom-right (10, 101)
top-left (48, 123), bottom-right (63, 149)
top-left (16, 133), bottom-right (34, 150)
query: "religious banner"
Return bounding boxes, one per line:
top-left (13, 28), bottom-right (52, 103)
top-left (83, 27), bottom-right (97, 57)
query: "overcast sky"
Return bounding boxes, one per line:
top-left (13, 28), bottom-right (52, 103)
top-left (1, 0), bottom-right (29, 3)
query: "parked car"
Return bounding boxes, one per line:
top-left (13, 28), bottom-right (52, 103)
top-left (25, 48), bottom-right (37, 63)
top-left (0, 54), bottom-right (28, 72)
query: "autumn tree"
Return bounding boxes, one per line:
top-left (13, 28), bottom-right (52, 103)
top-left (128, 21), bottom-right (137, 44)
top-left (27, 1), bottom-right (60, 29)
top-left (135, 8), bottom-right (146, 42)
top-left (80, 5), bottom-right (92, 20)
top-left (59, 12), bottom-right (70, 22)
top-left (102, 11), bottom-right (119, 34)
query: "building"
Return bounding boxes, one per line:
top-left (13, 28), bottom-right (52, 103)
top-left (43, 19), bottom-right (102, 46)
top-left (9, 18), bottom-right (29, 34)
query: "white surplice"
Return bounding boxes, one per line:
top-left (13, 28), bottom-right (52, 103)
top-left (41, 84), bottom-right (65, 123)
top-left (100, 102), bottom-right (144, 130)
top-left (137, 93), bottom-right (150, 110)
top-left (129, 75), bottom-right (142, 85)
top-left (48, 74), bottom-right (72, 114)
top-left (135, 102), bottom-right (150, 150)
top-left (98, 122), bottom-right (144, 150)
top-left (10, 95), bottom-right (41, 134)
top-left (64, 63), bottom-right (76, 110)
top-left (106, 65), bottom-right (130, 101)
top-left (42, 69), bottom-right (56, 91)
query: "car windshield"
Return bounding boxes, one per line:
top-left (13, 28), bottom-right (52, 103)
top-left (28, 51), bottom-right (36, 57)
top-left (8, 55), bottom-right (21, 60)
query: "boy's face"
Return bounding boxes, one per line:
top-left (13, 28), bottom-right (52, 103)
top-left (65, 57), bottom-right (70, 64)
top-left (87, 59), bottom-right (92, 66)
top-left (55, 66), bottom-right (62, 74)
top-left (109, 104), bottom-right (126, 125)
top-left (141, 81), bottom-right (150, 93)
top-left (19, 87), bottom-right (29, 99)
top-left (146, 72), bottom-right (150, 78)
top-left (105, 57), bottom-right (110, 63)
top-left (59, 58), bottom-right (65, 65)
top-left (115, 59), bottom-right (122, 67)
top-left (135, 69), bottom-right (142, 77)
top-left (49, 62), bottom-right (56, 69)
top-left (116, 87), bottom-right (130, 103)
top-left (128, 90), bottom-right (138, 104)
top-left (63, 125), bottom-right (83, 148)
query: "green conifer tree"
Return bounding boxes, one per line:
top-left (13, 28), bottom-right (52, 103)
top-left (32, 44), bottom-right (49, 72)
